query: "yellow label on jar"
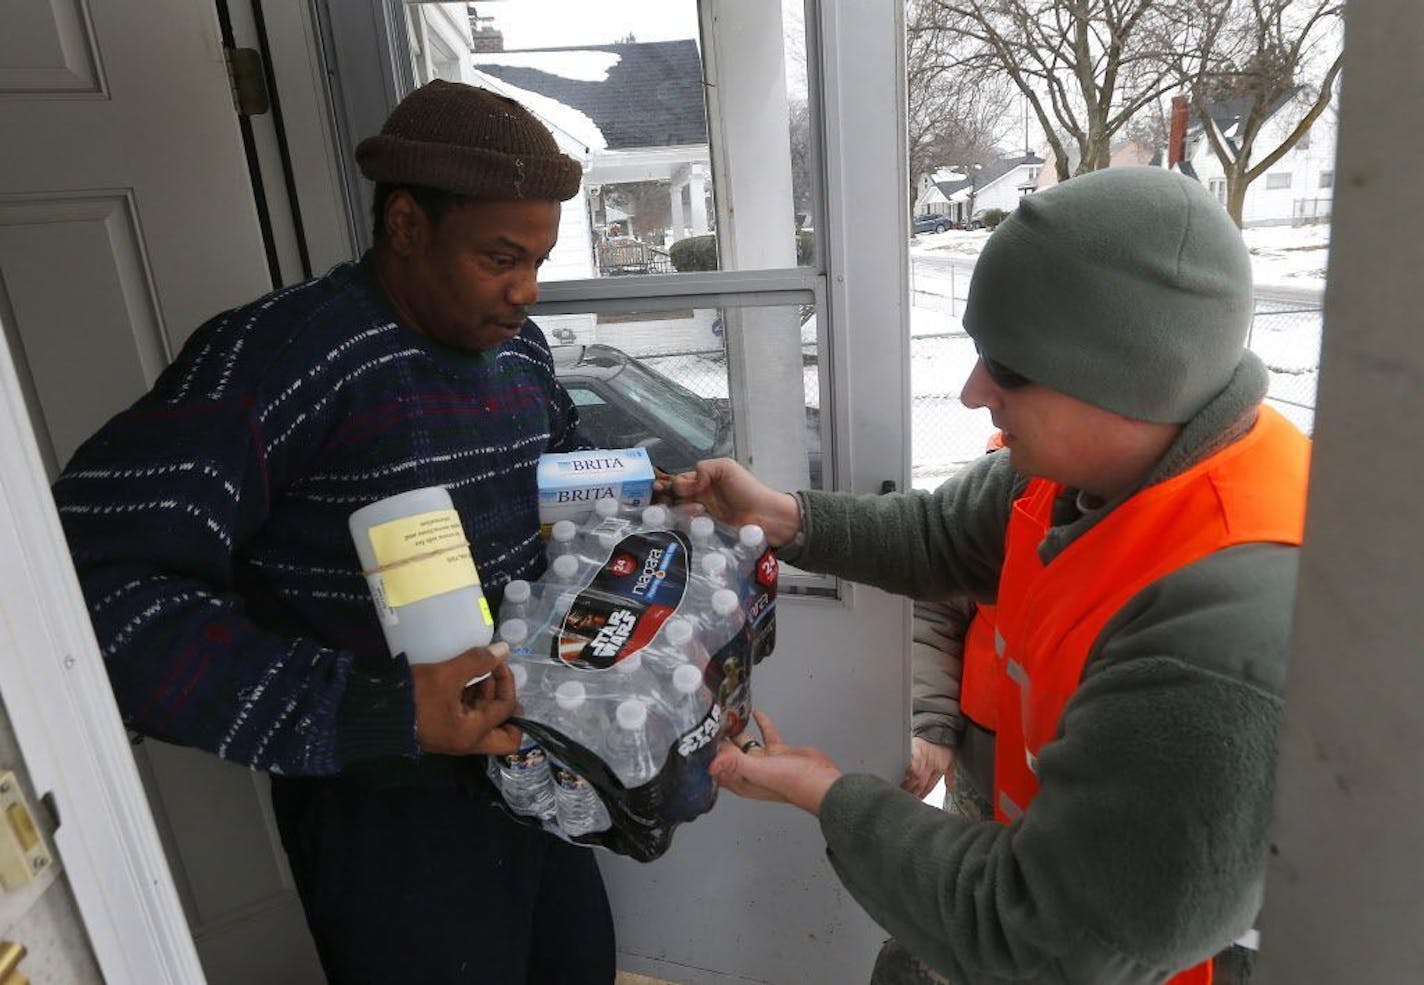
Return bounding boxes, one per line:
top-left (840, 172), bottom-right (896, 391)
top-left (368, 509), bottom-right (481, 607)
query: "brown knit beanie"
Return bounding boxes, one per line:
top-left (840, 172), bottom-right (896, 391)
top-left (356, 80), bottom-right (582, 201)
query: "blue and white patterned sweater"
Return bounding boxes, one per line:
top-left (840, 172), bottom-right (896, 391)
top-left (53, 255), bottom-right (585, 777)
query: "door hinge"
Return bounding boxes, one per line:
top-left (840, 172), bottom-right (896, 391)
top-left (225, 46), bottom-right (270, 117)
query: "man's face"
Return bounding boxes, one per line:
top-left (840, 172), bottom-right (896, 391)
top-left (959, 356), bottom-right (1147, 493)
top-left (383, 194), bottom-right (561, 353)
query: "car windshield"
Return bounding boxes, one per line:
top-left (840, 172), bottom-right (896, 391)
top-left (611, 357), bottom-right (721, 454)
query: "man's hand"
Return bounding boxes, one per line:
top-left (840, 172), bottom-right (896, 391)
top-left (901, 736), bottom-right (955, 799)
top-left (410, 643), bottom-right (521, 757)
top-left (659, 458), bottom-right (802, 547)
top-left (708, 711), bottom-right (842, 815)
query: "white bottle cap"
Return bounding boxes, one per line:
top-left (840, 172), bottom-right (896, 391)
top-left (700, 551), bottom-right (729, 579)
top-left (616, 698), bottom-right (648, 731)
top-left (499, 618), bottom-right (529, 646)
top-left (510, 662), bottom-right (529, 690)
top-left (641, 505), bottom-right (669, 529)
top-left (595, 496), bottom-right (621, 518)
top-left (672, 663), bottom-right (703, 696)
top-left (739, 523), bottom-right (766, 550)
top-left (552, 519), bottom-right (577, 544)
top-left (505, 579), bottom-right (531, 604)
top-left (664, 617), bottom-right (694, 648)
top-left (555, 680), bottom-right (587, 709)
top-left (689, 515), bottom-right (715, 541)
top-left (712, 588), bottom-right (740, 617)
top-left (551, 553), bottom-right (580, 581)
top-left (616, 651), bottom-right (643, 673)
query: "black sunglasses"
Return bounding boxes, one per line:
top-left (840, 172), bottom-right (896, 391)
top-left (976, 348), bottom-right (1032, 389)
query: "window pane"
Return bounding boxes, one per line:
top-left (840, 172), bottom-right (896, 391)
top-left (536, 300), bottom-right (825, 492)
top-left (404, 1), bottom-right (813, 280)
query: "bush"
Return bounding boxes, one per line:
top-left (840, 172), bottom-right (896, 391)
top-left (669, 232), bottom-right (812, 271)
top-left (982, 208), bottom-right (1008, 229)
top-left (670, 234), bottom-right (719, 272)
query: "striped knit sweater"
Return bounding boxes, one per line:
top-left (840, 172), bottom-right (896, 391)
top-left (53, 254), bottom-right (586, 777)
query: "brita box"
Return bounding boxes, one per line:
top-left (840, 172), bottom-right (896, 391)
top-left (536, 448), bottom-right (655, 533)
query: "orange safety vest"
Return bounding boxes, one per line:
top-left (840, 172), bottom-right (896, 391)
top-left (990, 406), bottom-right (1309, 985)
top-left (958, 604), bottom-right (1000, 730)
top-left (959, 429), bottom-right (1008, 730)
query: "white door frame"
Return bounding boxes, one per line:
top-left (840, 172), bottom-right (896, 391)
top-left (0, 335), bottom-right (205, 984)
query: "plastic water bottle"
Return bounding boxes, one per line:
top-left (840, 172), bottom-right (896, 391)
top-left (549, 757), bottom-right (611, 837)
top-left (553, 680), bottom-right (604, 748)
top-left (646, 616), bottom-right (699, 674)
top-left (671, 662), bottom-right (712, 735)
top-left (684, 551), bottom-right (731, 619)
top-left (608, 699), bottom-right (661, 787)
top-left (548, 680), bottom-right (612, 835)
top-left (732, 523), bottom-right (767, 580)
top-left (498, 618), bottom-right (529, 647)
top-left (495, 664), bottom-right (557, 820)
top-left (639, 504), bottom-right (670, 531)
top-left (501, 579), bottom-right (532, 623)
top-left (549, 552), bottom-right (581, 587)
top-left (703, 588), bottom-right (745, 651)
top-left (548, 519), bottom-right (578, 561)
top-left (612, 648), bottom-right (657, 696)
top-left (688, 514), bottom-right (715, 550)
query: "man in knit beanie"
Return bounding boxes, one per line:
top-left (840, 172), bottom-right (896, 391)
top-left (54, 80), bottom-right (615, 984)
top-left (668, 167), bottom-right (1310, 985)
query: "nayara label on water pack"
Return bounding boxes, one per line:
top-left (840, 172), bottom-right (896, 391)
top-left (551, 530), bottom-right (690, 671)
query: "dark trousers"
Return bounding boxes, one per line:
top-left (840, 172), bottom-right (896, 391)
top-left (271, 773), bottom-right (616, 985)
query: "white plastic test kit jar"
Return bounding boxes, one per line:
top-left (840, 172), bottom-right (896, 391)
top-left (348, 486), bottom-right (493, 664)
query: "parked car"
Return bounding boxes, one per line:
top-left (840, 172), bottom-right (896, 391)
top-left (551, 343), bottom-right (824, 487)
top-left (911, 213), bottom-right (949, 235)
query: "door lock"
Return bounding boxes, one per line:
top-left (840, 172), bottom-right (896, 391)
top-left (0, 773), bottom-right (52, 891)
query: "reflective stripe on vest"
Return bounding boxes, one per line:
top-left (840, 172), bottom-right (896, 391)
top-left (989, 406), bottom-right (1310, 985)
top-left (958, 605), bottom-right (1000, 730)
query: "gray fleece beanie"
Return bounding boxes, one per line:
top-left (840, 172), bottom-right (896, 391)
top-left (962, 167), bottom-right (1252, 423)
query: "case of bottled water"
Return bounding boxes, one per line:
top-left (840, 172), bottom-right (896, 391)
top-left (485, 495), bottom-right (777, 861)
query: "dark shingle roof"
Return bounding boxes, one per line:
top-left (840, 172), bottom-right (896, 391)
top-left (973, 153), bottom-right (1044, 190)
top-left (473, 40), bottom-right (708, 150)
top-left (934, 176), bottom-right (973, 198)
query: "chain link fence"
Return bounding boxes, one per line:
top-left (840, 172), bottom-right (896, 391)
top-left (906, 257), bottom-right (1324, 490)
top-left (547, 281), bottom-right (1322, 496)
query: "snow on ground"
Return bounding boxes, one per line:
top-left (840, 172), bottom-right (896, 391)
top-left (910, 221), bottom-right (1331, 294)
top-left (1241, 224), bottom-right (1331, 290)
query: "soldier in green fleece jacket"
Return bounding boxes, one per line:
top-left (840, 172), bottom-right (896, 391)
top-left (667, 167), bottom-right (1309, 985)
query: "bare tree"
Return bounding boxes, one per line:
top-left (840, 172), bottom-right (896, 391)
top-left (906, 0), bottom-right (1013, 212)
top-left (1177, 0), bottom-right (1343, 225)
top-left (923, 0), bottom-right (1203, 181)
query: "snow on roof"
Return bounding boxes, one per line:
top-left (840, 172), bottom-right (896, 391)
top-left (472, 50), bottom-right (621, 83)
top-left (469, 70), bottom-right (606, 155)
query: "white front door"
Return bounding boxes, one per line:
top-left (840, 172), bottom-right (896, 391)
top-left (0, 1), bottom-right (322, 982)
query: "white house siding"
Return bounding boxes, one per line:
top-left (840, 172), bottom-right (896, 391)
top-left (1189, 107), bottom-right (1339, 227)
top-left (973, 164), bottom-right (1039, 215)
